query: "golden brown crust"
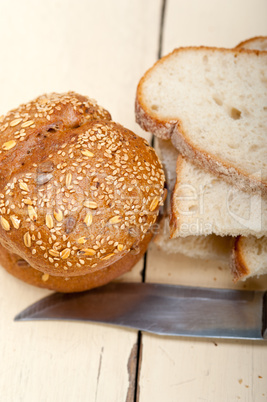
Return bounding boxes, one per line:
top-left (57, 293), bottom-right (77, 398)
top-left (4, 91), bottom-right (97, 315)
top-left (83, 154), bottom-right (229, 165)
top-left (0, 92), bottom-right (111, 186)
top-left (0, 232), bottom-right (152, 292)
top-left (0, 92), bottom-right (165, 279)
top-left (135, 46), bottom-right (267, 196)
top-left (230, 236), bottom-right (250, 282)
top-left (236, 36), bottom-right (267, 50)
top-left (135, 96), bottom-right (176, 140)
top-left (170, 122), bottom-right (266, 196)
top-left (169, 155), bottom-right (184, 238)
top-left (135, 48), bottom-right (185, 140)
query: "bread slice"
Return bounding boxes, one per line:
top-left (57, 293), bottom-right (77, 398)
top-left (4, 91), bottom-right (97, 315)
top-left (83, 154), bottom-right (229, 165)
top-left (152, 40), bottom-right (267, 272)
top-left (152, 39), bottom-right (267, 191)
top-left (170, 155), bottom-right (267, 238)
top-left (154, 139), bottom-right (178, 192)
top-left (136, 47), bottom-right (267, 195)
top-left (228, 37), bottom-right (267, 281)
top-left (153, 141), bottom-right (233, 262)
top-left (154, 217), bottom-right (232, 261)
top-left (230, 236), bottom-right (267, 281)
top-left (236, 36), bottom-right (267, 51)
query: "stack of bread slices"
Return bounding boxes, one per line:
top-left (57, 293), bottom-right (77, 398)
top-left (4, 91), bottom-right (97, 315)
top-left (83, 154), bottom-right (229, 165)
top-left (135, 36), bottom-right (267, 281)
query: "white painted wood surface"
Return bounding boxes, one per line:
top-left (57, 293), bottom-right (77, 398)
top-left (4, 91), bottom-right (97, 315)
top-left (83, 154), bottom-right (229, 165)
top-left (0, 1), bottom-right (267, 401)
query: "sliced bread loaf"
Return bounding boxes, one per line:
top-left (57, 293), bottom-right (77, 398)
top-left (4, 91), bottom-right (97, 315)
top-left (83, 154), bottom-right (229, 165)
top-left (228, 37), bottom-right (267, 281)
top-left (230, 235), bottom-right (267, 281)
top-left (136, 47), bottom-right (267, 195)
top-left (170, 155), bottom-right (267, 238)
top-left (154, 217), bottom-right (232, 261)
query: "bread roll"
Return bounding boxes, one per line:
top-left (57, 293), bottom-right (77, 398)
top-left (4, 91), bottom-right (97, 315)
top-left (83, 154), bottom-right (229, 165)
top-left (0, 233), bottom-right (152, 292)
top-left (0, 92), bottom-right (165, 290)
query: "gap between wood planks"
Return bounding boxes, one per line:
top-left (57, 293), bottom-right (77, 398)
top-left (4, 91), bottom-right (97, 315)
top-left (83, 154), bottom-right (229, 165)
top-left (129, 1), bottom-right (167, 401)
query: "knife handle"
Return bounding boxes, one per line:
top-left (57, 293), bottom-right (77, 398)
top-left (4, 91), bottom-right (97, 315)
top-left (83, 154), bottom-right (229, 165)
top-left (262, 291), bottom-right (267, 340)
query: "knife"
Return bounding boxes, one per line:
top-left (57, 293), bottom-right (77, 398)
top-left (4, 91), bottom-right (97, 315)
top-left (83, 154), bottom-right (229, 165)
top-left (14, 282), bottom-right (267, 340)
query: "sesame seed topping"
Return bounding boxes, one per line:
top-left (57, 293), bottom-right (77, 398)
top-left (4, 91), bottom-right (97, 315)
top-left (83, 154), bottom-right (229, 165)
top-left (0, 93), bottom-right (165, 275)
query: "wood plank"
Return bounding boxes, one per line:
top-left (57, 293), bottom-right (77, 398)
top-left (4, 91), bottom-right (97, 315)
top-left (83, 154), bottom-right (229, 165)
top-left (141, 0), bottom-right (267, 401)
top-left (162, 0), bottom-right (267, 53)
top-left (146, 243), bottom-right (267, 291)
top-left (139, 335), bottom-right (267, 402)
top-left (0, 1), bottom-right (161, 400)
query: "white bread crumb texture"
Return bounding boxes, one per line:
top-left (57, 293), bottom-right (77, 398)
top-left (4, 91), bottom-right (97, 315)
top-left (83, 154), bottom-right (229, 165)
top-left (139, 48), bottom-right (267, 186)
top-left (171, 157), bottom-right (266, 238)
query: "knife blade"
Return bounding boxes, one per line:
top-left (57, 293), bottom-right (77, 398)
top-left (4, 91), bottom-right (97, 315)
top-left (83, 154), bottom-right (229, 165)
top-left (14, 282), bottom-right (267, 340)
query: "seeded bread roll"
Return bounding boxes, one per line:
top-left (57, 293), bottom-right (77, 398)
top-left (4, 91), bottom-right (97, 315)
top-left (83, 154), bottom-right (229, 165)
top-left (0, 92), bottom-right (165, 284)
top-left (0, 233), bottom-right (152, 292)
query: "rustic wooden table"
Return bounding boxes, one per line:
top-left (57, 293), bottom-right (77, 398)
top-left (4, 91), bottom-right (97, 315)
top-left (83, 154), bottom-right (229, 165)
top-left (0, 1), bottom-right (266, 401)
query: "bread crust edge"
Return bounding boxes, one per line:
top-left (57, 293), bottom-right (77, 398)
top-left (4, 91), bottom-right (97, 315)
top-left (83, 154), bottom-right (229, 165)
top-left (236, 36), bottom-right (267, 49)
top-left (0, 232), bottom-right (152, 292)
top-left (135, 94), bottom-right (175, 140)
top-left (230, 236), bottom-right (250, 282)
top-left (171, 122), bottom-right (267, 196)
top-left (169, 155), bottom-right (184, 238)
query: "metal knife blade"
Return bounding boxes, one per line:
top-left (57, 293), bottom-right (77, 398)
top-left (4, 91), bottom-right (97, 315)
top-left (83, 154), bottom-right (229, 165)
top-left (14, 282), bottom-right (267, 340)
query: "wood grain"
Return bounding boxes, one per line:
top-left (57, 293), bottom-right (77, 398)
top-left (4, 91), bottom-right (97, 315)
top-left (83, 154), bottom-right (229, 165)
top-left (162, 0), bottom-right (267, 53)
top-left (139, 335), bottom-right (267, 402)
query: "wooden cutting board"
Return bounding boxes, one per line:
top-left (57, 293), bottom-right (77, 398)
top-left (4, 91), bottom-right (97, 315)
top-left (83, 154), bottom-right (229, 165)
top-left (0, 1), bottom-right (266, 401)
